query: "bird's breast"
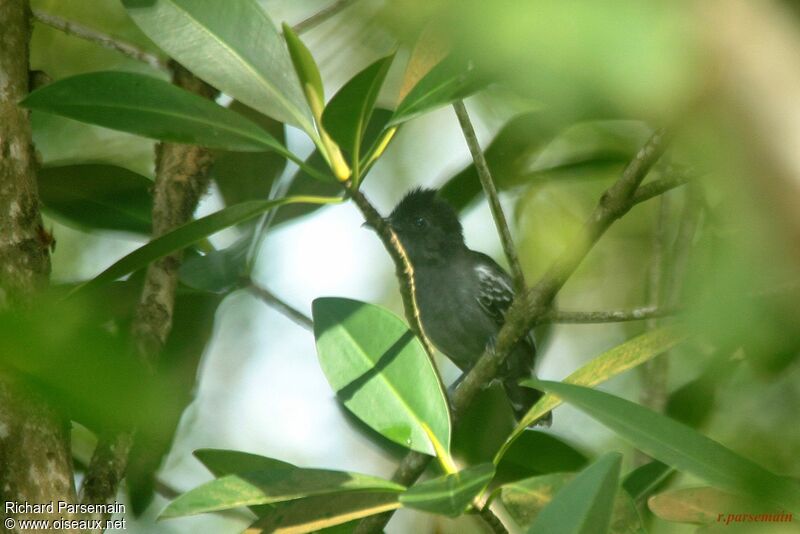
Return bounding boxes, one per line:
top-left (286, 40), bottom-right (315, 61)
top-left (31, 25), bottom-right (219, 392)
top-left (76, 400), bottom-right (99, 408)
top-left (413, 266), bottom-right (497, 370)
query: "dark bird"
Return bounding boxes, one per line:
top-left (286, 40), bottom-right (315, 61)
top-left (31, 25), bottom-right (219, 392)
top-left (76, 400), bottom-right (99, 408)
top-left (384, 187), bottom-right (548, 425)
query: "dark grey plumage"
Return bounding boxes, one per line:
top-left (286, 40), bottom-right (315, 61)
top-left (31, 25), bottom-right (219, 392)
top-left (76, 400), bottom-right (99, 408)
top-left (385, 188), bottom-right (548, 424)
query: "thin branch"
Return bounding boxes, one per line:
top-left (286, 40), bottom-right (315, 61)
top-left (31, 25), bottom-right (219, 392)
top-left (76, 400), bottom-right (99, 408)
top-left (355, 129), bottom-right (670, 533)
top-left (478, 504), bottom-right (510, 534)
top-left (248, 281), bottom-right (313, 331)
top-left (292, 0), bottom-right (359, 34)
top-left (32, 9), bottom-right (166, 70)
top-left (542, 305), bottom-right (679, 324)
top-left (453, 100), bottom-right (526, 292)
top-left (349, 188), bottom-right (438, 359)
top-left (632, 173), bottom-right (691, 205)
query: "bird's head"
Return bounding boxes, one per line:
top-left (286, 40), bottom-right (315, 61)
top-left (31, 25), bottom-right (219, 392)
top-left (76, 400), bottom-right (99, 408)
top-left (385, 188), bottom-right (465, 264)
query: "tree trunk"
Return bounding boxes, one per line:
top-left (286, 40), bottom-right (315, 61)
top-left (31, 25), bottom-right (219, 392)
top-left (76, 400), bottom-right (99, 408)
top-left (0, 1), bottom-right (77, 530)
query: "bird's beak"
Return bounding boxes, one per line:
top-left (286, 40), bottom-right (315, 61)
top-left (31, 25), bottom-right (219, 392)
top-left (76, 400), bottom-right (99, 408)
top-left (362, 217), bottom-right (389, 230)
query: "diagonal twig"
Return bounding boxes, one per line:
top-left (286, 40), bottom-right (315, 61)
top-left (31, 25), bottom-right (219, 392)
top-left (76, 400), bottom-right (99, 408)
top-left (292, 0), bottom-right (359, 34)
top-left (247, 282), bottom-right (313, 331)
top-left (32, 9), bottom-right (166, 70)
top-left (543, 305), bottom-right (679, 324)
top-left (453, 100), bottom-right (527, 293)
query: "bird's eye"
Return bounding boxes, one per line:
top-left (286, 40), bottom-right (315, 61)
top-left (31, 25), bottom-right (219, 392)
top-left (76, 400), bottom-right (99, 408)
top-left (413, 216), bottom-right (428, 229)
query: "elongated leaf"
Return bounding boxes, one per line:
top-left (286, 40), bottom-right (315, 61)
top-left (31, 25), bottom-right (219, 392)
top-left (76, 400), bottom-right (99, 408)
top-left (160, 467), bottom-right (405, 518)
top-left (388, 55), bottom-right (487, 127)
top-left (397, 24), bottom-right (450, 103)
top-left (622, 460), bottom-right (674, 502)
top-left (400, 463), bottom-right (495, 517)
top-left (323, 55), bottom-right (394, 157)
top-left (38, 164), bottom-right (152, 234)
top-left (191, 448), bottom-right (294, 518)
top-left (213, 101), bottom-right (287, 207)
top-left (283, 23), bottom-right (324, 104)
top-left (496, 430), bottom-right (589, 482)
top-left (648, 487), bottom-right (780, 525)
top-left (73, 196), bottom-right (340, 295)
top-left (527, 453), bottom-right (621, 534)
top-left (500, 471), bottom-right (644, 534)
top-left (501, 472), bottom-right (572, 526)
top-left (495, 325), bottom-right (687, 463)
top-left (312, 298), bottom-right (450, 456)
top-left (534, 381), bottom-right (800, 512)
top-left (267, 109), bottom-right (391, 227)
top-left (123, 0), bottom-right (314, 133)
top-left (22, 72), bottom-right (285, 152)
top-left (194, 449), bottom-right (294, 478)
top-left (247, 492), bottom-right (401, 533)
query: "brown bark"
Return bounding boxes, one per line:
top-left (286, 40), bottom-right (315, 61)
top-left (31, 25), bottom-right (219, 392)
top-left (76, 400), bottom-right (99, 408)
top-left (0, 0), bottom-right (77, 530)
top-left (132, 62), bottom-right (217, 367)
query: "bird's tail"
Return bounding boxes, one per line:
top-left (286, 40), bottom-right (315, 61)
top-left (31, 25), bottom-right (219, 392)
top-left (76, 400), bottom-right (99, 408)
top-left (503, 378), bottom-right (553, 427)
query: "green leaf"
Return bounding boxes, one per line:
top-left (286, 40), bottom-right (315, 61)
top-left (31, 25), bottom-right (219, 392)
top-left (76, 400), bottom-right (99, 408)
top-left (312, 297), bottom-right (450, 456)
top-left (194, 452), bottom-right (399, 529)
top-left (496, 430), bottom-right (589, 482)
top-left (622, 460), bottom-right (673, 503)
top-left (38, 164), bottom-right (152, 234)
top-left (213, 101), bottom-right (287, 207)
top-left (72, 196), bottom-right (341, 295)
top-left (160, 467), bottom-right (405, 519)
top-left (495, 325), bottom-right (687, 463)
top-left (388, 55), bottom-right (488, 127)
top-left (0, 286), bottom-right (180, 442)
top-left (249, 492), bottom-right (401, 533)
top-left (400, 463), bottom-right (495, 517)
top-left (500, 470), bottom-right (644, 534)
top-left (22, 72), bottom-right (286, 153)
top-left (534, 380), bottom-right (800, 512)
top-left (282, 23), bottom-right (324, 106)
top-left (123, 0), bottom-right (314, 134)
top-left (648, 487), bottom-right (780, 526)
top-left (322, 55), bottom-right (394, 158)
top-left (501, 472), bottom-right (572, 527)
top-left (191, 448), bottom-right (294, 518)
top-left (193, 449), bottom-right (294, 478)
top-left (527, 453), bottom-right (622, 534)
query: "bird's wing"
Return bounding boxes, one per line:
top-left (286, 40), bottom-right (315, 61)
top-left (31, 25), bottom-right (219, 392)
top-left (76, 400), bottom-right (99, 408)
top-left (471, 251), bottom-right (515, 326)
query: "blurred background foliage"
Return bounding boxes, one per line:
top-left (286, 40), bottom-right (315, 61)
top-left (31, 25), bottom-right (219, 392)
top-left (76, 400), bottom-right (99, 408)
top-left (6, 0), bottom-right (799, 532)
